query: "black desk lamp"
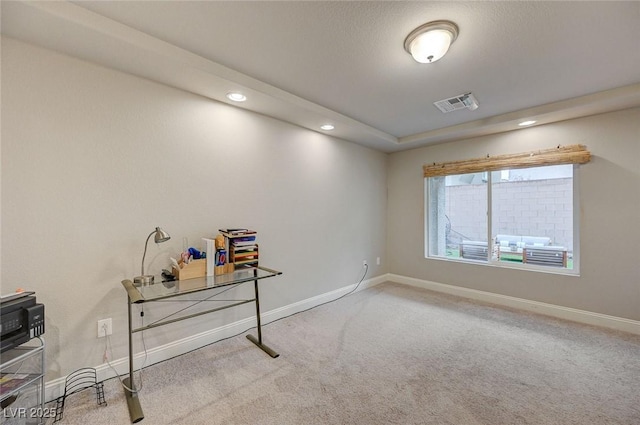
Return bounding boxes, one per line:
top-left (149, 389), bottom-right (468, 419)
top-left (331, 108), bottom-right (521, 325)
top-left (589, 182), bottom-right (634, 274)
top-left (133, 227), bottom-right (171, 285)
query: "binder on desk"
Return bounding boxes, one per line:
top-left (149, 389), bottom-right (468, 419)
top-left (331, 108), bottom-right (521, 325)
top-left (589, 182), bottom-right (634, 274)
top-left (202, 237), bottom-right (215, 276)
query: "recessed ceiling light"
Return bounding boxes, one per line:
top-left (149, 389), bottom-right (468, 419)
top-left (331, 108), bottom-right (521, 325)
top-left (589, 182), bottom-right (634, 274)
top-left (320, 124), bottom-right (335, 131)
top-left (226, 92), bottom-right (247, 102)
top-left (518, 120), bottom-right (537, 127)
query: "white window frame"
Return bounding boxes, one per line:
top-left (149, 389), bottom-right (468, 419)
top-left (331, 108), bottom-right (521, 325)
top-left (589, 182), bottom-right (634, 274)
top-left (424, 164), bottom-right (580, 276)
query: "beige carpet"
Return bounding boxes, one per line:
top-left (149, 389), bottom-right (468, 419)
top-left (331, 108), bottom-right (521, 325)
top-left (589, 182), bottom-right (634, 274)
top-left (46, 282), bottom-right (640, 424)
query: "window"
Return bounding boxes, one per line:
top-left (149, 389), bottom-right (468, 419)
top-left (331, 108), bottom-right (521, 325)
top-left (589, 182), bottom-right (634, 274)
top-left (426, 164), bottom-right (579, 273)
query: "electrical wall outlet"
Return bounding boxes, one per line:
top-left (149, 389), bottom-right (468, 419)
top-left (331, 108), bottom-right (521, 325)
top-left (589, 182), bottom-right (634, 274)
top-left (376, 257), bottom-right (381, 265)
top-left (97, 318), bottom-right (112, 338)
top-left (363, 259), bottom-right (367, 267)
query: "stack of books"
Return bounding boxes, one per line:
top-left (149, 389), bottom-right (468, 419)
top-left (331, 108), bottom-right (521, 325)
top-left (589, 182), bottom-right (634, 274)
top-left (219, 229), bottom-right (259, 269)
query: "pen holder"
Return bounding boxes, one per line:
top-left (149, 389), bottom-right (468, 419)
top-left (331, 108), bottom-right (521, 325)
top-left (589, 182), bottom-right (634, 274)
top-left (172, 258), bottom-right (206, 280)
top-left (214, 263), bottom-right (235, 276)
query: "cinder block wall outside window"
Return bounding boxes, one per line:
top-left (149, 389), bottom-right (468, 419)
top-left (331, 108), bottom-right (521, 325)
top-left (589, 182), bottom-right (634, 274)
top-left (446, 178), bottom-right (573, 250)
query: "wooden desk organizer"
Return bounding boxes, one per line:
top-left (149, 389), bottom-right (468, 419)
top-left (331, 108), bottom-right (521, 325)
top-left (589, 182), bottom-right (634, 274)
top-left (172, 259), bottom-right (237, 279)
top-left (214, 263), bottom-right (235, 276)
top-left (172, 258), bottom-right (206, 280)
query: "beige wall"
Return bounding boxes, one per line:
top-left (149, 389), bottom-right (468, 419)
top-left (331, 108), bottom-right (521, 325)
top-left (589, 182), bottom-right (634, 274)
top-left (0, 38), bottom-right (388, 380)
top-left (388, 107), bottom-right (640, 321)
top-left (2, 34), bottom-right (638, 386)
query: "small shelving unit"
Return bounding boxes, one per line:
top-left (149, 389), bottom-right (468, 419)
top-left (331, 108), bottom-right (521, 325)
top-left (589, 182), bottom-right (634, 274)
top-left (0, 337), bottom-right (45, 425)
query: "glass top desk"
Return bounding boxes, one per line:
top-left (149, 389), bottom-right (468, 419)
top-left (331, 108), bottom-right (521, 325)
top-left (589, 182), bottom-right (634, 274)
top-left (120, 266), bottom-right (282, 423)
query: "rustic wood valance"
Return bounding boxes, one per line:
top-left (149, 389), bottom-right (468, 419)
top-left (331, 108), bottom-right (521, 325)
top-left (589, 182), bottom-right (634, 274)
top-left (423, 144), bottom-right (591, 178)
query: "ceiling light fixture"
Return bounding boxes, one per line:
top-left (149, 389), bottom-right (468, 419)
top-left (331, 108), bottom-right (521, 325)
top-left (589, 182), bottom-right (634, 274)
top-left (226, 92), bottom-right (247, 102)
top-left (404, 20), bottom-right (459, 64)
top-left (320, 124), bottom-right (335, 131)
top-left (519, 120), bottom-right (537, 127)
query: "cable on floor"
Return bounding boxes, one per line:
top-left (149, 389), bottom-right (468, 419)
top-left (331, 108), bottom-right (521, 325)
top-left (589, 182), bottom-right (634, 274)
top-left (108, 263), bottom-right (368, 393)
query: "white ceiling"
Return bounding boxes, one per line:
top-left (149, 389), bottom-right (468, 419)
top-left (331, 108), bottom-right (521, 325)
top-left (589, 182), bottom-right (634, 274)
top-left (2, 1), bottom-right (640, 152)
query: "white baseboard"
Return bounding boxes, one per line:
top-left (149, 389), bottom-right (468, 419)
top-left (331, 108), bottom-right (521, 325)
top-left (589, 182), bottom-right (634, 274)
top-left (44, 273), bottom-right (387, 402)
top-left (46, 272), bottom-right (636, 401)
top-left (386, 273), bottom-right (640, 336)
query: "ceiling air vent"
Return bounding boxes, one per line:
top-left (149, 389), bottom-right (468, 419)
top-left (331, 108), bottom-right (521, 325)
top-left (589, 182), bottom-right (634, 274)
top-left (434, 92), bottom-right (479, 113)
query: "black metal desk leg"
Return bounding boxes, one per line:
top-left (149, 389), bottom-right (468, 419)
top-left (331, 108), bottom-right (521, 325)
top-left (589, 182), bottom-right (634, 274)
top-left (246, 277), bottom-right (279, 358)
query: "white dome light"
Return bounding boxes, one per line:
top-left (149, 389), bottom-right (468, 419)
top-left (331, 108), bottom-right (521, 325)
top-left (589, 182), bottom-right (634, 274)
top-left (404, 21), bottom-right (459, 64)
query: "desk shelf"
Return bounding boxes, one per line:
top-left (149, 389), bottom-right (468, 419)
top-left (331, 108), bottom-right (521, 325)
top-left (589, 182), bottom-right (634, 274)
top-left (126, 266), bottom-right (281, 303)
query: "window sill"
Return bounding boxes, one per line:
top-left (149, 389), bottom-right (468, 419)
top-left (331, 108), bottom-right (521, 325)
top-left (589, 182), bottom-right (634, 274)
top-left (425, 255), bottom-right (580, 277)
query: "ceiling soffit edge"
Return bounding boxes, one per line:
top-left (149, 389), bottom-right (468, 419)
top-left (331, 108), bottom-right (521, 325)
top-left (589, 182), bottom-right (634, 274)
top-left (3, 1), bottom-right (639, 153)
top-left (1, 1), bottom-right (399, 150)
top-left (399, 83), bottom-right (640, 148)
